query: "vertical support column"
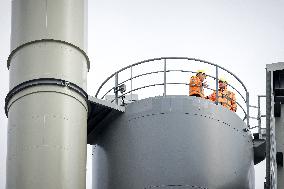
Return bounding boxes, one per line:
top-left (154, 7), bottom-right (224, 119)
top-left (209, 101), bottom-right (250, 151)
top-left (115, 72), bottom-right (119, 104)
top-left (246, 92), bottom-right (250, 128)
top-left (163, 59), bottom-right (167, 96)
top-left (130, 66), bottom-right (133, 102)
top-left (266, 70), bottom-right (271, 189)
top-left (215, 66), bottom-right (219, 105)
top-left (6, 1), bottom-right (88, 189)
top-left (258, 95), bottom-right (262, 136)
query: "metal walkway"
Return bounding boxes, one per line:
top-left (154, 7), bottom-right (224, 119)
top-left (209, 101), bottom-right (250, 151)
top-left (87, 96), bottom-right (125, 144)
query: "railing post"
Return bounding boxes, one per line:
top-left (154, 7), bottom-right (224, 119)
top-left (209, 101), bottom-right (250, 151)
top-left (246, 92), bottom-right (250, 127)
top-left (258, 95), bottom-right (261, 136)
top-left (115, 72), bottom-right (118, 104)
top-left (215, 66), bottom-right (219, 105)
top-left (164, 59), bottom-right (167, 96)
top-left (130, 66), bottom-right (133, 102)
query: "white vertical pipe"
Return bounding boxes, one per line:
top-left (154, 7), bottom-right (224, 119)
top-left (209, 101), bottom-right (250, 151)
top-left (6, 0), bottom-right (88, 189)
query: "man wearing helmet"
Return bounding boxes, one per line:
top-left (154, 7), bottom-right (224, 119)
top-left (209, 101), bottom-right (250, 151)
top-left (189, 70), bottom-right (208, 98)
top-left (208, 78), bottom-right (237, 112)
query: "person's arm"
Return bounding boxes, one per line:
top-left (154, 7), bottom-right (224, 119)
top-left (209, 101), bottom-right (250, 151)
top-left (208, 91), bottom-right (216, 101)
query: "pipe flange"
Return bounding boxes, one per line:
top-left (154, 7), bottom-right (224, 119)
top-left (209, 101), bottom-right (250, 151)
top-left (7, 39), bottom-right (90, 71)
top-left (5, 78), bottom-right (88, 117)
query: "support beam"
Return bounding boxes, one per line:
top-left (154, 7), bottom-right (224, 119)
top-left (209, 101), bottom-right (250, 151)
top-left (266, 70), bottom-right (271, 189)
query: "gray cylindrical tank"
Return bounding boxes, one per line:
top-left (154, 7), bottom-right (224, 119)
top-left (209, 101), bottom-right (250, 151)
top-left (92, 96), bottom-right (255, 189)
top-left (6, 0), bottom-right (88, 188)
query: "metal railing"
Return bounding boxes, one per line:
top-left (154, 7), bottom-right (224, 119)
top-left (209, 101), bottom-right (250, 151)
top-left (95, 57), bottom-right (251, 127)
top-left (249, 95), bottom-right (267, 137)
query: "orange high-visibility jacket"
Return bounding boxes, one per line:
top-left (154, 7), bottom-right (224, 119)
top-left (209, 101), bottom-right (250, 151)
top-left (208, 89), bottom-right (237, 112)
top-left (189, 75), bottom-right (204, 98)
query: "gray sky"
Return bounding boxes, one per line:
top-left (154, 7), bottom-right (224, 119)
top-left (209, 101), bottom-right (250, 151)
top-left (2, 0), bottom-right (284, 188)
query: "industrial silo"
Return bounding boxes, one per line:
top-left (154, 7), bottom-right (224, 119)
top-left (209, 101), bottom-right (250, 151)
top-left (89, 58), bottom-right (255, 189)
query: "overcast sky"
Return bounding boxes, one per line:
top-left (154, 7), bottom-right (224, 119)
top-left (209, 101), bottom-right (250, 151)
top-left (1, 0), bottom-right (284, 189)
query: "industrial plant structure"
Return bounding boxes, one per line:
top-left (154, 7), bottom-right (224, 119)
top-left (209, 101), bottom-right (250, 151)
top-left (4, 0), bottom-right (284, 189)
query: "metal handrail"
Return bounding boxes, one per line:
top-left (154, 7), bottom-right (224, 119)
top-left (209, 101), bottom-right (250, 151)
top-left (95, 57), bottom-right (248, 96)
top-left (102, 69), bottom-right (246, 104)
top-left (111, 82), bottom-right (247, 121)
top-left (95, 57), bottom-right (250, 126)
top-left (101, 70), bottom-right (165, 99)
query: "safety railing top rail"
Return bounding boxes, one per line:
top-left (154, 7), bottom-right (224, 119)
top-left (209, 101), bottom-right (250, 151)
top-left (95, 57), bottom-right (251, 127)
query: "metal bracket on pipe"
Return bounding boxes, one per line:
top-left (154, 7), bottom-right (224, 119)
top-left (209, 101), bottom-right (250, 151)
top-left (243, 128), bottom-right (249, 132)
top-left (5, 78), bottom-right (88, 117)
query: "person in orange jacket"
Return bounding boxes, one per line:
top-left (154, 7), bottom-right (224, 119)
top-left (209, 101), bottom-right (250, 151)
top-left (207, 78), bottom-right (237, 112)
top-left (189, 70), bottom-right (208, 98)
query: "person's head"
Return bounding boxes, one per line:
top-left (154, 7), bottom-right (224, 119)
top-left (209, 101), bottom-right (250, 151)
top-left (219, 77), bottom-right (228, 89)
top-left (196, 70), bottom-right (206, 82)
